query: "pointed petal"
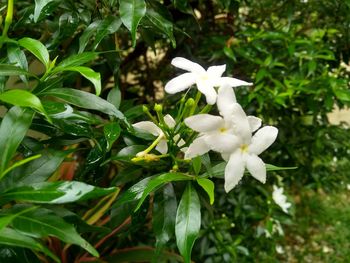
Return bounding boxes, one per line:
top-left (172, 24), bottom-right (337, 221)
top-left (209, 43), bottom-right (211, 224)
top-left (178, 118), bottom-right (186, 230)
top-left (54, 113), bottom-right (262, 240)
top-left (184, 136), bottom-right (210, 159)
top-left (219, 77), bottom-right (253, 87)
top-left (165, 73), bottom-right (196, 94)
top-left (207, 64), bottom-right (226, 78)
top-left (197, 80), bottom-right (217, 105)
top-left (245, 154), bottom-right (266, 183)
top-left (155, 139), bottom-right (168, 154)
top-left (171, 57), bottom-right (205, 74)
top-left (217, 85), bottom-right (237, 119)
top-left (249, 126), bottom-right (278, 155)
top-left (247, 116), bottom-right (262, 132)
top-left (224, 151), bottom-right (245, 192)
top-left (164, 114), bottom-right (176, 128)
top-left (205, 133), bottom-right (240, 153)
top-left (230, 103), bottom-right (251, 143)
top-left (133, 121), bottom-right (161, 136)
top-left (185, 114), bottom-right (224, 132)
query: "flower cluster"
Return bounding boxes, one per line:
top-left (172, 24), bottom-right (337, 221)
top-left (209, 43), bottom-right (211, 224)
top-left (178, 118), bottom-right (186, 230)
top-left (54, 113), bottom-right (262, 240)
top-left (133, 57), bottom-right (278, 193)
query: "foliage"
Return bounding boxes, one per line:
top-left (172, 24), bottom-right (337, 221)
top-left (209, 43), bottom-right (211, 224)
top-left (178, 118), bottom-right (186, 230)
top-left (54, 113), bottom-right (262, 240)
top-left (0, 0), bottom-right (349, 262)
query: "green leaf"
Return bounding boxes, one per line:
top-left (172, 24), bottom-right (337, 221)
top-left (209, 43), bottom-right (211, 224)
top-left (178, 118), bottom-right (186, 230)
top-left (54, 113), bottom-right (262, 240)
top-left (153, 184), bottom-right (177, 255)
top-left (146, 8), bottom-right (176, 48)
top-left (196, 178), bottom-right (214, 205)
top-left (120, 0), bottom-right (146, 46)
top-left (0, 65), bottom-right (34, 77)
top-left (0, 154), bottom-right (41, 181)
top-left (0, 90), bottom-right (51, 123)
top-left (34, 0), bottom-right (56, 22)
top-left (0, 181), bottom-right (116, 204)
top-left (79, 20), bottom-right (102, 53)
top-left (55, 52), bottom-right (98, 69)
top-left (42, 88), bottom-right (126, 121)
top-left (107, 86), bottom-right (122, 109)
top-left (8, 206), bottom-right (98, 257)
top-left (0, 206), bottom-right (38, 231)
top-left (18, 38), bottom-right (50, 70)
top-left (0, 107), bottom-right (34, 175)
top-left (135, 173), bottom-right (192, 211)
top-left (192, 156), bottom-right (201, 175)
top-left (175, 183), bottom-right (201, 263)
top-left (0, 246), bottom-right (41, 263)
top-left (54, 66), bottom-right (101, 96)
top-left (0, 228), bottom-right (59, 262)
top-left (7, 45), bottom-right (29, 83)
top-left (104, 122), bottom-right (121, 151)
top-left (0, 149), bottom-right (69, 193)
top-left (334, 89), bottom-right (350, 102)
top-left (93, 16), bottom-right (122, 50)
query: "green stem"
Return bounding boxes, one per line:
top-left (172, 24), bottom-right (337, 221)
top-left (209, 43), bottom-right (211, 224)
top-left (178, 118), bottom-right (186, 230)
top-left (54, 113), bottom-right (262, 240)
top-left (2, 0), bottom-right (14, 37)
top-left (189, 90), bottom-right (202, 115)
top-left (137, 134), bottom-right (164, 156)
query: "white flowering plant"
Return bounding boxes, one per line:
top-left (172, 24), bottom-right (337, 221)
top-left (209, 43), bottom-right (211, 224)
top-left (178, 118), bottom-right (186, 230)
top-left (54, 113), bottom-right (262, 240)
top-left (114, 57), bottom-right (293, 263)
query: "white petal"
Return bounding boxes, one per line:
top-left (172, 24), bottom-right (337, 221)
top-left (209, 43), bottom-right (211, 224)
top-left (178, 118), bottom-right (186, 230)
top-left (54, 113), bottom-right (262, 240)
top-left (224, 151), bottom-right (245, 192)
top-left (171, 57), bottom-right (205, 74)
top-left (205, 133), bottom-right (240, 153)
top-left (177, 138), bottom-right (186, 147)
top-left (197, 80), bottom-right (217, 105)
top-left (184, 136), bottom-right (210, 159)
top-left (247, 116), bottom-right (262, 132)
top-left (155, 139), bottom-right (168, 154)
top-left (230, 103), bottom-right (251, 143)
top-left (133, 121), bottom-right (161, 136)
top-left (184, 114), bottom-right (224, 132)
top-left (207, 64), bottom-right (226, 78)
top-left (249, 126), bottom-right (278, 155)
top-left (164, 114), bottom-right (176, 128)
top-left (217, 85), bottom-right (237, 120)
top-left (219, 77), bottom-right (253, 87)
top-left (245, 154), bottom-right (266, 183)
top-left (165, 73), bottom-right (197, 94)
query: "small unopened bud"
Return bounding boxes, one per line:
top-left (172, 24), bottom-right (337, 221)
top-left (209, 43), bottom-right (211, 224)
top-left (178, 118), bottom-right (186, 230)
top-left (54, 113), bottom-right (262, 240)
top-left (185, 98), bottom-right (195, 108)
top-left (142, 105), bottom-right (149, 113)
top-left (154, 103), bottom-right (163, 112)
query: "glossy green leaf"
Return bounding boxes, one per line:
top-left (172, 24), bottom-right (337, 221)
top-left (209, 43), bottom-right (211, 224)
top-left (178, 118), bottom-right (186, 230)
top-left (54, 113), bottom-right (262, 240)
top-left (146, 8), bottom-right (175, 48)
top-left (104, 122), bottom-right (121, 151)
top-left (0, 228), bottom-right (59, 262)
top-left (192, 156), bottom-right (201, 175)
top-left (9, 206), bottom-right (98, 257)
top-left (54, 52), bottom-right (98, 69)
top-left (196, 178), bottom-right (214, 205)
top-left (334, 89), bottom-right (350, 102)
top-left (0, 107), bottom-right (34, 175)
top-left (7, 45), bottom-right (29, 83)
top-left (0, 65), bottom-right (34, 77)
top-left (54, 66), bottom-right (101, 96)
top-left (0, 206), bottom-right (38, 231)
top-left (42, 88), bottom-right (125, 120)
top-left (0, 90), bottom-right (51, 122)
top-left (120, 0), bottom-right (146, 46)
top-left (18, 38), bottom-right (50, 70)
top-left (135, 173), bottom-right (192, 211)
top-left (79, 20), bottom-right (102, 53)
top-left (1, 181), bottom-right (116, 204)
top-left (0, 247), bottom-right (41, 263)
top-left (94, 16), bottom-right (122, 50)
top-left (0, 154), bottom-right (41, 181)
top-left (34, 0), bottom-right (56, 22)
top-left (153, 183), bottom-right (177, 254)
top-left (0, 149), bottom-right (69, 193)
top-left (175, 183), bottom-right (201, 263)
top-left (107, 87), bottom-right (121, 109)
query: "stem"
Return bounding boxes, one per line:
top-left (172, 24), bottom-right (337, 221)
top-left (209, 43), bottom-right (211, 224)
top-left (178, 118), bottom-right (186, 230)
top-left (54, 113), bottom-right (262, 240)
top-left (138, 134), bottom-right (164, 156)
top-left (189, 90), bottom-right (202, 115)
top-left (2, 0), bottom-right (14, 37)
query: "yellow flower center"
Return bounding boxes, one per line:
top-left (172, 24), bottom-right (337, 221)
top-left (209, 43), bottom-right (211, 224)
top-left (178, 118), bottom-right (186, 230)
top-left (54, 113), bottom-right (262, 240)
top-left (219, 127), bottom-right (227, 133)
top-left (240, 144), bottom-right (249, 153)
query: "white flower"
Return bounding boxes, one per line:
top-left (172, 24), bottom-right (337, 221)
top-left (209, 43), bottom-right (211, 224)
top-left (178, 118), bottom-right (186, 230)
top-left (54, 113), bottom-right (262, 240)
top-left (272, 185), bottom-right (291, 213)
top-left (184, 85), bottom-right (261, 159)
top-left (165, 57), bottom-right (252, 105)
top-left (133, 114), bottom-right (185, 154)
